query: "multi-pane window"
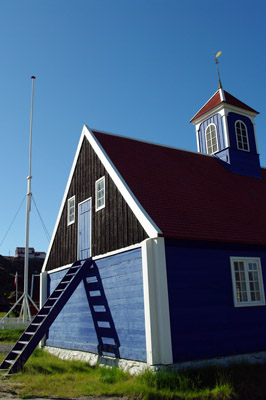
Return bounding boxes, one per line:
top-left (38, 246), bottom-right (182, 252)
top-left (205, 124), bottom-right (218, 154)
top-left (230, 257), bottom-right (265, 307)
top-left (95, 176), bottom-right (105, 211)
top-left (67, 196), bottom-right (75, 225)
top-left (235, 120), bottom-right (249, 151)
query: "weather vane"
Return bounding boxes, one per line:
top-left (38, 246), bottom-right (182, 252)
top-left (215, 51), bottom-right (222, 89)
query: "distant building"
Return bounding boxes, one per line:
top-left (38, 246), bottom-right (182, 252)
top-left (34, 252), bottom-right (46, 259)
top-left (15, 247), bottom-right (46, 259)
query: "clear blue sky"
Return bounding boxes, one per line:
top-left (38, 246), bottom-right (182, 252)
top-left (0, 0), bottom-right (265, 257)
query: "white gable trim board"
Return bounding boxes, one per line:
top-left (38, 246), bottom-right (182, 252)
top-left (42, 126), bottom-right (161, 272)
top-left (85, 126), bottom-right (161, 238)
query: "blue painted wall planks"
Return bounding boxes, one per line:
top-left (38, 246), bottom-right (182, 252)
top-left (46, 248), bottom-right (146, 362)
top-left (165, 239), bottom-right (266, 363)
top-left (198, 114), bottom-right (225, 154)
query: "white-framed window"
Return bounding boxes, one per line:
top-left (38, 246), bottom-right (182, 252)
top-left (235, 120), bottom-right (249, 151)
top-left (230, 257), bottom-right (265, 307)
top-left (67, 196), bottom-right (75, 225)
top-left (205, 124), bottom-right (218, 154)
top-left (95, 176), bottom-right (105, 211)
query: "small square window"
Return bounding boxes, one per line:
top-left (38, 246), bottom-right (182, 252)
top-left (230, 257), bottom-right (265, 307)
top-left (67, 196), bottom-right (75, 225)
top-left (95, 177), bottom-right (105, 211)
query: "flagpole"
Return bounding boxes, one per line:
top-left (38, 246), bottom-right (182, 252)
top-left (0, 77), bottom-right (38, 324)
top-left (22, 76), bottom-right (36, 322)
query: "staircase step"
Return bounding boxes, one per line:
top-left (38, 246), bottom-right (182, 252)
top-left (0, 258), bottom-right (92, 375)
top-left (5, 360), bottom-right (16, 365)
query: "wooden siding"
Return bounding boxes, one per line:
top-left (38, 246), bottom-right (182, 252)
top-left (198, 113), bottom-right (225, 154)
top-left (46, 138), bottom-right (147, 271)
top-left (165, 239), bottom-right (266, 363)
top-left (227, 112), bottom-right (256, 153)
top-left (46, 248), bottom-right (146, 362)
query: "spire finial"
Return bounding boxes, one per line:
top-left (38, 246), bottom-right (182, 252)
top-left (215, 51), bottom-right (222, 89)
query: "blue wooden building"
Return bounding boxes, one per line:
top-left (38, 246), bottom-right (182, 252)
top-left (40, 85), bottom-right (266, 369)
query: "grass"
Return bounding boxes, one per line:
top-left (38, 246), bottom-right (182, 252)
top-left (0, 326), bottom-right (25, 343)
top-left (0, 347), bottom-right (235, 399)
top-left (0, 330), bottom-right (266, 399)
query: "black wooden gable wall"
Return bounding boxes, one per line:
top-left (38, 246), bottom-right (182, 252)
top-left (46, 137), bottom-right (148, 271)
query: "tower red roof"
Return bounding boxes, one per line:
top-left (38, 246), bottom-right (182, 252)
top-left (190, 90), bottom-right (259, 123)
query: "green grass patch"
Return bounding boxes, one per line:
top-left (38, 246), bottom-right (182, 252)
top-left (0, 312), bottom-right (16, 318)
top-left (1, 348), bottom-right (234, 399)
top-left (0, 327), bottom-right (25, 343)
top-left (2, 346), bottom-right (266, 399)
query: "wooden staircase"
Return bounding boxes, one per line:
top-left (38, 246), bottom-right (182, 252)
top-left (0, 258), bottom-right (92, 375)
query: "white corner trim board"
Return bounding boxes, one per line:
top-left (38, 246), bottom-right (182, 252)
top-left (141, 237), bottom-right (173, 366)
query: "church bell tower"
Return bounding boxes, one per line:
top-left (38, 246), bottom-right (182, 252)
top-left (190, 57), bottom-right (261, 178)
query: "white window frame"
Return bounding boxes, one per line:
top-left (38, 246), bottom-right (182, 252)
top-left (95, 176), bottom-right (105, 212)
top-left (235, 120), bottom-right (250, 152)
top-left (230, 257), bottom-right (265, 307)
top-left (205, 123), bottom-right (219, 154)
top-left (67, 196), bottom-right (75, 226)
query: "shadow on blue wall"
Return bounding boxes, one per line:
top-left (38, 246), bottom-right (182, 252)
top-left (83, 261), bottom-right (120, 358)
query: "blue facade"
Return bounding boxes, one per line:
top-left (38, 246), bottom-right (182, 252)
top-left (227, 112), bottom-right (257, 153)
top-left (46, 248), bottom-right (146, 362)
top-left (215, 112), bottom-right (261, 178)
top-left (198, 114), bottom-right (225, 154)
top-left (198, 110), bottom-right (261, 178)
top-left (165, 239), bottom-right (266, 363)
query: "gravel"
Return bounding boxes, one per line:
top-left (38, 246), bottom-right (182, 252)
top-left (0, 344), bottom-right (13, 354)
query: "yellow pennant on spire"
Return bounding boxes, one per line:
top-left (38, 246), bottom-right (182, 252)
top-left (216, 51), bottom-right (222, 58)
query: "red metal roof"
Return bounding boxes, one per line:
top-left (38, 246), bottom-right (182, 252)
top-left (191, 90), bottom-right (259, 122)
top-left (92, 130), bottom-right (266, 245)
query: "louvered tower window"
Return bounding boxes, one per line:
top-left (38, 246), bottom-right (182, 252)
top-left (235, 120), bottom-right (249, 151)
top-left (205, 124), bottom-right (218, 154)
